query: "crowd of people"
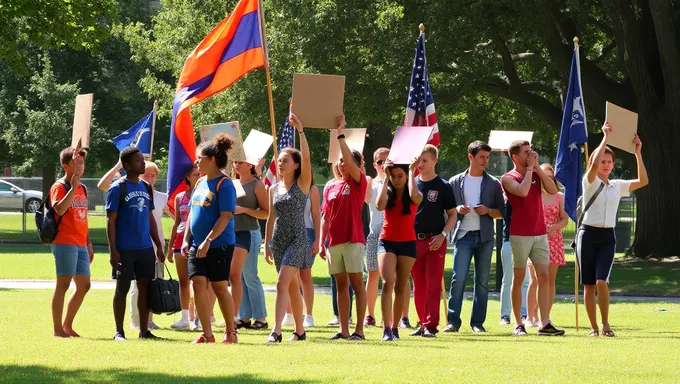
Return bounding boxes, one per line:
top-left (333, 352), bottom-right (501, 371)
top-left (48, 117), bottom-right (648, 342)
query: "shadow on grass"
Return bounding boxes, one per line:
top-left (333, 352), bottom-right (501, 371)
top-left (0, 365), bottom-right (318, 383)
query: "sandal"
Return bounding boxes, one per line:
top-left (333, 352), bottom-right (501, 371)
top-left (250, 320), bottom-right (269, 330)
top-left (289, 332), bottom-right (307, 341)
top-left (348, 332), bottom-right (365, 341)
top-left (588, 330), bottom-right (599, 337)
top-left (602, 329), bottom-right (616, 337)
top-left (235, 319), bottom-right (251, 330)
top-left (223, 330), bottom-right (238, 344)
top-left (266, 332), bottom-right (282, 344)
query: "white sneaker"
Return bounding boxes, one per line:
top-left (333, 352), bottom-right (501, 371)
top-left (130, 322), bottom-right (140, 330)
top-left (147, 321), bottom-right (160, 330)
top-left (171, 319), bottom-right (191, 330)
top-left (282, 313), bottom-right (295, 326)
top-left (192, 318), bottom-right (202, 331)
top-left (328, 316), bottom-right (340, 326)
top-left (303, 314), bottom-right (315, 328)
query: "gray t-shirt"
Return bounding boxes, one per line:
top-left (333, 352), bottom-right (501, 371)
top-left (234, 178), bottom-right (262, 232)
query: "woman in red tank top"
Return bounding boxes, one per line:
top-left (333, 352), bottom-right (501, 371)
top-left (375, 159), bottom-right (422, 341)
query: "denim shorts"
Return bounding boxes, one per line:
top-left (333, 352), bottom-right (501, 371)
top-left (235, 231), bottom-right (252, 252)
top-left (377, 239), bottom-right (417, 258)
top-left (307, 228), bottom-right (316, 265)
top-left (51, 244), bottom-right (90, 277)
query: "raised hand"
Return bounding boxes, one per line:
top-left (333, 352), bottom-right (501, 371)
top-left (289, 113), bottom-right (303, 132)
top-left (337, 114), bottom-right (347, 135)
top-left (602, 122), bottom-right (613, 138)
top-left (633, 134), bottom-right (642, 154)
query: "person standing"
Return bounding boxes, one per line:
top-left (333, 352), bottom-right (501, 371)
top-left (106, 147), bottom-right (165, 340)
top-left (579, 124), bottom-right (647, 337)
top-left (182, 134), bottom-right (239, 344)
top-left (501, 140), bottom-right (564, 336)
top-left (409, 145), bottom-right (456, 337)
top-left (445, 141), bottom-right (505, 333)
top-left (50, 145), bottom-right (93, 337)
top-left (499, 198), bottom-right (530, 325)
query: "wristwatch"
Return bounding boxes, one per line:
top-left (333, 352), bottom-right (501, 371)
top-left (441, 231), bottom-right (447, 237)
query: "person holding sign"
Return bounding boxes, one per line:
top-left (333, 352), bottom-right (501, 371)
top-left (232, 159), bottom-right (269, 330)
top-left (319, 115), bottom-right (368, 341)
top-left (501, 141), bottom-right (564, 336)
top-left (579, 123), bottom-right (647, 337)
top-left (181, 134), bottom-right (239, 344)
top-left (264, 114), bottom-right (313, 343)
top-left (376, 158), bottom-right (423, 341)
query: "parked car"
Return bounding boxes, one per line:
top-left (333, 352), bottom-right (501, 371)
top-left (0, 179), bottom-right (42, 213)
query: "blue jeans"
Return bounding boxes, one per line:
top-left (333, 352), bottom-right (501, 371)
top-left (447, 232), bottom-right (494, 328)
top-left (239, 230), bottom-right (267, 319)
top-left (499, 241), bottom-right (530, 319)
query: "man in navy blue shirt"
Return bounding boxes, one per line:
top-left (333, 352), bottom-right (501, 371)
top-left (106, 147), bottom-right (165, 340)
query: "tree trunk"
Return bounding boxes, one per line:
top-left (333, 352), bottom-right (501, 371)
top-left (41, 165), bottom-right (56, 201)
top-left (630, 113), bottom-right (680, 257)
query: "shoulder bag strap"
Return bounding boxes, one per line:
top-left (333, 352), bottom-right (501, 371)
top-left (577, 182), bottom-right (606, 228)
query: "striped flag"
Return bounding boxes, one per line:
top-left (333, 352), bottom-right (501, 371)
top-left (404, 31), bottom-right (439, 146)
top-left (263, 116), bottom-right (295, 187)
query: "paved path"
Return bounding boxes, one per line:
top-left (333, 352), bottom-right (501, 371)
top-left (2, 279), bottom-right (679, 303)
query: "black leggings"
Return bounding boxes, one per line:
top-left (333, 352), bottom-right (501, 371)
top-left (576, 225), bottom-right (616, 285)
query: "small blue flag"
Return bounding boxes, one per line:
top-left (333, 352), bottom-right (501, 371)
top-left (112, 110), bottom-right (155, 157)
top-left (555, 46), bottom-right (589, 222)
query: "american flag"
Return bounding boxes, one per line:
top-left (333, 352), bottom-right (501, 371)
top-left (404, 32), bottom-right (440, 146)
top-left (264, 116), bottom-right (295, 187)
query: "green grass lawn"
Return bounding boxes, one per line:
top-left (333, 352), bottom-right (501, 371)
top-left (1, 289), bottom-right (679, 383)
top-left (2, 244), bottom-right (679, 297)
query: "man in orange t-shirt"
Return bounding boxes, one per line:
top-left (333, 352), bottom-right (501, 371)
top-left (50, 144), bottom-right (93, 338)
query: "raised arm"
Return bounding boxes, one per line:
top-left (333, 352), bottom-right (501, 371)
top-left (364, 176), bottom-right (373, 204)
top-left (376, 170), bottom-right (390, 212)
top-left (501, 170), bottom-right (533, 198)
top-left (408, 158), bottom-right (423, 205)
top-left (289, 113), bottom-right (312, 195)
top-left (535, 163), bottom-right (559, 195)
top-left (336, 115), bottom-right (362, 183)
top-left (98, 161), bottom-right (123, 192)
top-left (629, 135), bottom-right (649, 192)
top-left (586, 123), bottom-right (611, 184)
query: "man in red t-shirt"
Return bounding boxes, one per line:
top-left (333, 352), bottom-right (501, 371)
top-left (320, 116), bottom-right (368, 340)
top-left (50, 144), bottom-right (93, 338)
top-left (501, 140), bottom-right (563, 336)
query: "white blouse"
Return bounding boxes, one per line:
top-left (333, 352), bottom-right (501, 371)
top-left (581, 176), bottom-right (633, 228)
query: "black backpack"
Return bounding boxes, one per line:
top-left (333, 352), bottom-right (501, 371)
top-left (35, 180), bottom-right (88, 245)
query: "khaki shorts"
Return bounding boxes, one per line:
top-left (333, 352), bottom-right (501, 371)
top-left (328, 242), bottom-right (365, 275)
top-left (509, 235), bottom-right (550, 268)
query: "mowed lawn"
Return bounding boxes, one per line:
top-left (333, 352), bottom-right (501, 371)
top-left (1, 289), bottom-right (679, 383)
top-left (1, 244), bottom-right (679, 297)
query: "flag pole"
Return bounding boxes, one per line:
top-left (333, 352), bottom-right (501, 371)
top-left (150, 100), bottom-right (158, 161)
top-left (573, 36), bottom-right (582, 333)
top-left (258, 0), bottom-right (279, 182)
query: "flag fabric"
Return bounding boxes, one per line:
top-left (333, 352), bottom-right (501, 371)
top-left (112, 109), bottom-right (154, 157)
top-left (404, 32), bottom-right (439, 146)
top-left (555, 46), bottom-right (589, 222)
top-left (167, 0), bottom-right (266, 210)
top-left (264, 116), bottom-right (295, 187)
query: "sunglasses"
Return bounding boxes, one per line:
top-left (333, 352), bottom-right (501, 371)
top-left (376, 160), bottom-right (385, 165)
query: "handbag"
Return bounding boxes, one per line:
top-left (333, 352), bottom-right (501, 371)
top-left (571, 182), bottom-right (606, 249)
top-left (148, 263), bottom-right (181, 315)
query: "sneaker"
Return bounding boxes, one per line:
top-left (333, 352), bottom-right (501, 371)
top-left (139, 330), bottom-right (165, 340)
top-left (410, 326), bottom-right (425, 337)
top-left (192, 318), bottom-right (202, 331)
top-left (282, 313), bottom-right (294, 326)
top-left (472, 325), bottom-right (487, 333)
top-left (538, 322), bottom-right (565, 336)
top-left (171, 319), bottom-right (191, 330)
top-left (423, 328), bottom-right (437, 338)
top-left (329, 332), bottom-right (348, 340)
top-left (223, 331), bottom-right (239, 344)
top-left (348, 332), bottom-right (366, 341)
top-left (113, 332), bottom-right (126, 341)
top-left (500, 317), bottom-right (511, 325)
top-left (148, 321), bottom-right (160, 330)
top-left (382, 328), bottom-right (394, 342)
top-left (364, 315), bottom-right (377, 326)
top-left (192, 334), bottom-right (216, 344)
top-left (303, 314), bottom-right (315, 328)
top-left (328, 316), bottom-right (340, 326)
top-left (443, 324), bottom-right (459, 333)
top-left (392, 328), bottom-right (400, 340)
top-left (399, 317), bottom-right (412, 329)
top-left (513, 324), bottom-right (528, 336)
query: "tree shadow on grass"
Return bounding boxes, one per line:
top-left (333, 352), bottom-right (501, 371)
top-left (0, 365), bottom-right (319, 384)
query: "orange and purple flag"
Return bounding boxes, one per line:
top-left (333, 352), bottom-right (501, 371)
top-left (167, 0), bottom-right (266, 210)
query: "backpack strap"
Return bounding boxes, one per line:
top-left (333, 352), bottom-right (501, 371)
top-left (119, 179), bottom-right (127, 210)
top-left (141, 180), bottom-right (154, 206)
top-left (213, 174), bottom-right (228, 206)
top-left (577, 182), bottom-right (606, 228)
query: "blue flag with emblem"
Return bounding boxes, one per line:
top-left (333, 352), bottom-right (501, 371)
top-left (555, 46), bottom-right (588, 222)
top-left (112, 109), bottom-right (155, 157)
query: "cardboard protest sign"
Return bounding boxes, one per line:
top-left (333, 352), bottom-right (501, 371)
top-left (232, 179), bottom-right (246, 198)
top-left (198, 121), bottom-right (246, 162)
top-left (387, 126), bottom-right (434, 165)
top-left (488, 130), bottom-right (534, 151)
top-left (242, 129), bottom-right (273, 166)
top-left (291, 73), bottom-right (345, 129)
top-left (328, 128), bottom-right (367, 163)
top-left (605, 102), bottom-right (638, 154)
top-left (71, 94), bottom-right (94, 148)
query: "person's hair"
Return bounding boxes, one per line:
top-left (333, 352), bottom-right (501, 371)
top-left (603, 146), bottom-right (616, 162)
top-left (59, 146), bottom-right (87, 166)
top-left (386, 164), bottom-right (412, 215)
top-left (145, 161), bottom-right (159, 175)
top-left (331, 163), bottom-right (341, 179)
top-left (120, 147), bottom-right (141, 170)
top-left (234, 162), bottom-right (257, 179)
top-left (184, 164), bottom-right (198, 186)
top-left (351, 150), bottom-right (362, 167)
top-left (508, 140), bottom-right (530, 159)
top-left (422, 144), bottom-right (439, 159)
top-left (540, 163), bottom-right (559, 188)
top-left (200, 133), bottom-right (233, 169)
top-left (281, 147), bottom-right (302, 180)
top-left (373, 147), bottom-right (389, 162)
top-left (468, 141), bottom-right (492, 157)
